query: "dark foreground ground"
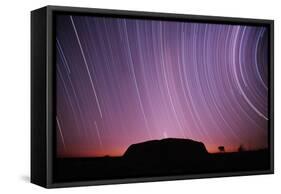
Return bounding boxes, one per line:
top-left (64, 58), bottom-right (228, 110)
top-left (54, 149), bottom-right (270, 183)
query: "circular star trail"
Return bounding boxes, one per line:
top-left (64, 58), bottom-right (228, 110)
top-left (56, 14), bottom-right (269, 157)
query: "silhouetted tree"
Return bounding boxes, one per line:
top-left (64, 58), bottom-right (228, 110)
top-left (218, 146), bottom-right (225, 152)
top-left (238, 145), bottom-right (245, 152)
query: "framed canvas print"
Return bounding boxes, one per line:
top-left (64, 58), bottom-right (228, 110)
top-left (31, 5), bottom-right (274, 188)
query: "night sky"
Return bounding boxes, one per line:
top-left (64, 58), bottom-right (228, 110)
top-left (56, 14), bottom-right (269, 157)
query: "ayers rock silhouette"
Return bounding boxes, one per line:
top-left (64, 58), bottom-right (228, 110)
top-left (55, 138), bottom-right (270, 182)
top-left (123, 138), bottom-right (209, 163)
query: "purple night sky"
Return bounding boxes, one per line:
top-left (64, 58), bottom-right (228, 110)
top-left (55, 14), bottom-right (269, 157)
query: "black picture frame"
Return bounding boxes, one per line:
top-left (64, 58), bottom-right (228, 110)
top-left (31, 5), bottom-right (274, 188)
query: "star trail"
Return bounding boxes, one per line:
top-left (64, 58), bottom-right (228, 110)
top-left (56, 14), bottom-right (269, 157)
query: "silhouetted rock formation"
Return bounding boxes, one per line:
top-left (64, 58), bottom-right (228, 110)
top-left (54, 137), bottom-right (270, 182)
top-left (123, 138), bottom-right (209, 163)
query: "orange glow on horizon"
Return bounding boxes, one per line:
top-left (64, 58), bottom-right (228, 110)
top-left (57, 142), bottom-right (267, 158)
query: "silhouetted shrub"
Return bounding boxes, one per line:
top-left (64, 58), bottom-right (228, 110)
top-left (218, 146), bottom-right (225, 152)
top-left (238, 145), bottom-right (245, 152)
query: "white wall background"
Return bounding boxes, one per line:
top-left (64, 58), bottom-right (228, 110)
top-left (0, 0), bottom-right (279, 193)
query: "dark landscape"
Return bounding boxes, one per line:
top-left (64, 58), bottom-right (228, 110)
top-left (54, 138), bottom-right (270, 182)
